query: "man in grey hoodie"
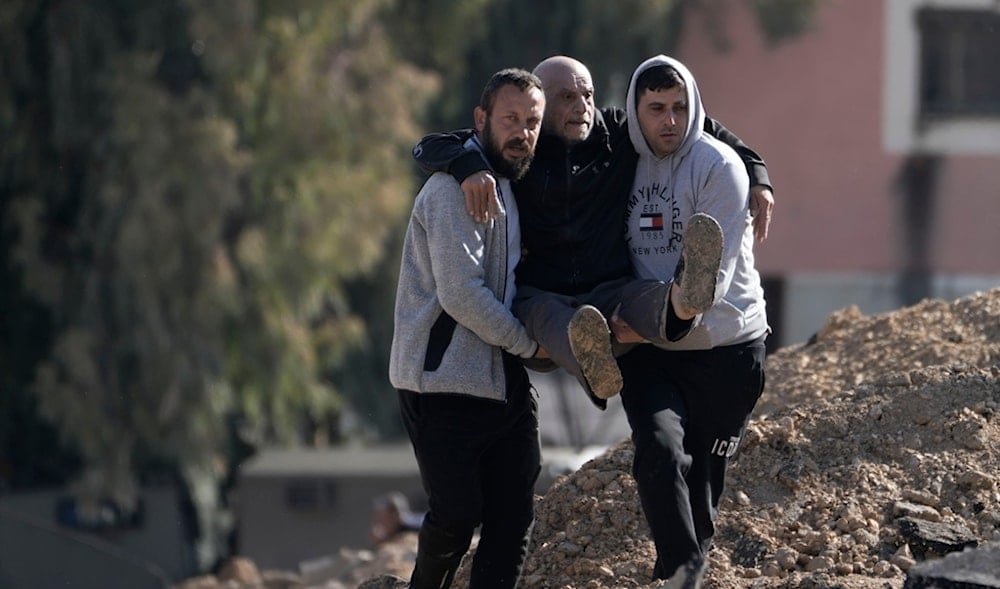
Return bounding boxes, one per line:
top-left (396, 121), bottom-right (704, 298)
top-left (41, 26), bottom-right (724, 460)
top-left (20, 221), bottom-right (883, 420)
top-left (389, 68), bottom-right (547, 589)
top-left (610, 55), bottom-right (770, 586)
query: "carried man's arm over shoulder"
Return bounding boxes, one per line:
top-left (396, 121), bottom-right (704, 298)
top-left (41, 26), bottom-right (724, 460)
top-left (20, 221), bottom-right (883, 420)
top-left (413, 131), bottom-right (499, 223)
top-left (704, 117), bottom-right (774, 242)
top-left (414, 116), bottom-right (776, 241)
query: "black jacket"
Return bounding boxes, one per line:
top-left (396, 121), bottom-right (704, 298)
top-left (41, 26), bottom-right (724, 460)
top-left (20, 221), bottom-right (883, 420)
top-left (412, 107), bottom-right (770, 296)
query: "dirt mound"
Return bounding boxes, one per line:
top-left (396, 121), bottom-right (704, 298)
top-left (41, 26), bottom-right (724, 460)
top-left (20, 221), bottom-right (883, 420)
top-left (509, 287), bottom-right (1000, 588)
top-left (177, 287), bottom-right (1000, 588)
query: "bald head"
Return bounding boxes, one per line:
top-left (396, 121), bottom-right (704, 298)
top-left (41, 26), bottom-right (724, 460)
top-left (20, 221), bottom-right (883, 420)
top-left (532, 56), bottom-right (589, 86)
top-left (532, 56), bottom-right (596, 145)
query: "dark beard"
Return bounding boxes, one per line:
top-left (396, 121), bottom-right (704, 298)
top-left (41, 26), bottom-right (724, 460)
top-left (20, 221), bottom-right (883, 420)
top-left (481, 122), bottom-right (533, 182)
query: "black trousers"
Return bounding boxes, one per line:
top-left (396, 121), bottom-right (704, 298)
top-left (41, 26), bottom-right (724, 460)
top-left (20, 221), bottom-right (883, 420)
top-left (399, 354), bottom-right (540, 589)
top-left (618, 337), bottom-right (766, 580)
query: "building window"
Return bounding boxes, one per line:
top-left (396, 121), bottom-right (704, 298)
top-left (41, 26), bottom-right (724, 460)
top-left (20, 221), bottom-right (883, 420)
top-left (918, 9), bottom-right (1000, 120)
top-left (883, 0), bottom-right (1000, 155)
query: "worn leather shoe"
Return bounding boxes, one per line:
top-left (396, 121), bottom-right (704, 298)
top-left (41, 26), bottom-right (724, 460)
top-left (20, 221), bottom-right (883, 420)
top-left (672, 213), bottom-right (723, 318)
top-left (568, 305), bottom-right (622, 400)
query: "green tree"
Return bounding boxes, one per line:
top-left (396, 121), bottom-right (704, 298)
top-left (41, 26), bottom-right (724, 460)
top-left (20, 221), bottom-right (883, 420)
top-left (422, 0), bottom-right (823, 129)
top-left (188, 0), bottom-right (440, 444)
top-left (1, 0), bottom-right (441, 568)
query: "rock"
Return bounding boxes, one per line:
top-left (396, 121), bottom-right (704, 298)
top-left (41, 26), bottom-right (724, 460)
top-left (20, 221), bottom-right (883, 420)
top-left (902, 489), bottom-right (941, 508)
top-left (894, 501), bottom-right (943, 522)
top-left (903, 542), bottom-right (1000, 588)
top-left (958, 470), bottom-right (995, 491)
top-left (775, 546), bottom-right (799, 570)
top-left (806, 556), bottom-right (835, 572)
top-left (891, 544), bottom-right (917, 571)
top-left (731, 535), bottom-right (769, 568)
top-left (897, 517), bottom-right (979, 559)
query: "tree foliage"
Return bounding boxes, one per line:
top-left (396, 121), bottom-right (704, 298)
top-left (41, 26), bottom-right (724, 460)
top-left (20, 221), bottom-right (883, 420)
top-left (1, 0), bottom-right (439, 566)
top-left (751, 0), bottom-right (824, 47)
top-left (428, 0), bottom-right (822, 126)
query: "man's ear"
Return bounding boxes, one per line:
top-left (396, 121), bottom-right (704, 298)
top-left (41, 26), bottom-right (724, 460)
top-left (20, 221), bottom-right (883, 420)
top-left (474, 106), bottom-right (486, 133)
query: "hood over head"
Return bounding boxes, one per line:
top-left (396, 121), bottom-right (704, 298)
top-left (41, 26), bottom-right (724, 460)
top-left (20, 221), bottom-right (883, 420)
top-left (626, 54), bottom-right (706, 162)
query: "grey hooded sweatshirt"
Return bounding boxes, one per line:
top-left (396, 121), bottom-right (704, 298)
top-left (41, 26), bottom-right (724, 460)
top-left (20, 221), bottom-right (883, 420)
top-left (389, 136), bottom-right (538, 402)
top-left (624, 54), bottom-right (768, 350)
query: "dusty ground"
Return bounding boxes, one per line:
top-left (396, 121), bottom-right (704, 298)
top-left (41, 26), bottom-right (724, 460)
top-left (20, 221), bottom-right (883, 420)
top-left (178, 287), bottom-right (1000, 589)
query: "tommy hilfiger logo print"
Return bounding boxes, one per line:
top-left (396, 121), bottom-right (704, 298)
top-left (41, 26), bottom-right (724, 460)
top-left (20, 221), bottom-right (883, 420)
top-left (625, 182), bottom-right (682, 254)
top-left (640, 212), bottom-right (664, 231)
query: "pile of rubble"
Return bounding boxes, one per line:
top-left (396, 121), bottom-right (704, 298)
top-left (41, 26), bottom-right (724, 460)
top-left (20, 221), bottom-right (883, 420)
top-left (177, 287), bottom-right (1000, 589)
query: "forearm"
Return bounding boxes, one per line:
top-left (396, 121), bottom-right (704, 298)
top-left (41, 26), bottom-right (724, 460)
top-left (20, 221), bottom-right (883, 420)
top-left (412, 130), bottom-right (489, 183)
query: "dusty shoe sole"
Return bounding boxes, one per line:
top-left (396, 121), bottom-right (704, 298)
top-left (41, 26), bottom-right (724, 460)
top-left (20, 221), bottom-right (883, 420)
top-left (675, 213), bottom-right (723, 316)
top-left (568, 305), bottom-right (622, 400)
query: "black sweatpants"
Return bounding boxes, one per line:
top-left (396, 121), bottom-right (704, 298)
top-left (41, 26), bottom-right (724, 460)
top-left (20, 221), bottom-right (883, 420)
top-left (618, 337), bottom-right (766, 580)
top-left (399, 354), bottom-right (540, 589)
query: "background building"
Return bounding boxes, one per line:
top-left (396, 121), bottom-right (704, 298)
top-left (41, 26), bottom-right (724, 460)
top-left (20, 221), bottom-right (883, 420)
top-left (677, 0), bottom-right (1000, 347)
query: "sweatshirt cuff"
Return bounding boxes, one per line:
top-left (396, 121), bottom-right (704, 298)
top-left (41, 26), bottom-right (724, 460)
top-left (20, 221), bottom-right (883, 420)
top-left (449, 151), bottom-right (491, 184)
